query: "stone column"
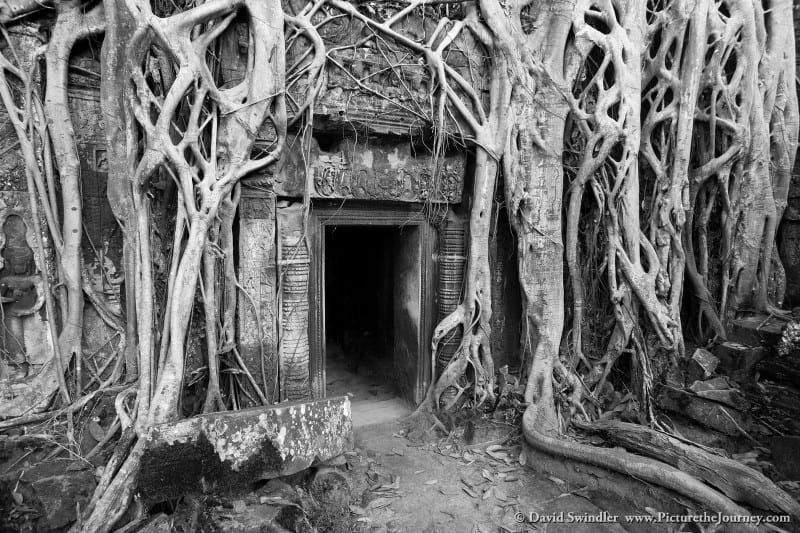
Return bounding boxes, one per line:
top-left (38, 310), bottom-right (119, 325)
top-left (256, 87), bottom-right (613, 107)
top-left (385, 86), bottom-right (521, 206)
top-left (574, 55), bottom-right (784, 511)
top-left (238, 190), bottom-right (279, 403)
top-left (435, 211), bottom-right (466, 405)
top-left (277, 202), bottom-right (311, 400)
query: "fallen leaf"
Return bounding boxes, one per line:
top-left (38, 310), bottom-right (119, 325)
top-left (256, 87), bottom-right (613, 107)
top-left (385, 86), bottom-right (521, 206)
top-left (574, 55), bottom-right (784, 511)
top-left (367, 497), bottom-right (394, 510)
top-left (414, 470), bottom-right (426, 475)
top-left (482, 486), bottom-right (494, 500)
top-left (425, 479), bottom-right (438, 485)
top-left (462, 487), bottom-right (480, 498)
top-left (10, 491), bottom-right (23, 506)
top-left (548, 476), bottom-right (565, 487)
top-left (481, 469), bottom-right (494, 482)
top-left (487, 448), bottom-right (508, 461)
top-left (463, 452), bottom-right (476, 462)
top-left (518, 453), bottom-right (528, 466)
top-left (390, 448), bottom-right (404, 456)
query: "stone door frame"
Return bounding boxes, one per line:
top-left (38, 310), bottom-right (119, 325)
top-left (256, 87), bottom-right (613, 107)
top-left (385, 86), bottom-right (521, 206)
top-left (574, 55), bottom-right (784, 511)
top-left (308, 201), bottom-right (437, 405)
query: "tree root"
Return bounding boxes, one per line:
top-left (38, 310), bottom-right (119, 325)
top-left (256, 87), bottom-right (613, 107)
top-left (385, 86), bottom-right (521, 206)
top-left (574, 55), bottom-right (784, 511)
top-left (521, 405), bottom-right (758, 532)
top-left (577, 419), bottom-right (800, 520)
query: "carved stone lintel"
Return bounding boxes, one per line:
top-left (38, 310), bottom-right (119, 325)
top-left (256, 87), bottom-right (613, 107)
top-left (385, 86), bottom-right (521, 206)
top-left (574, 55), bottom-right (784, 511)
top-left (272, 137), bottom-right (465, 204)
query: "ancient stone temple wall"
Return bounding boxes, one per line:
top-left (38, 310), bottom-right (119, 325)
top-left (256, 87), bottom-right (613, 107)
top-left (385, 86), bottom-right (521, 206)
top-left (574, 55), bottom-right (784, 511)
top-left (0, 26), bottom-right (58, 414)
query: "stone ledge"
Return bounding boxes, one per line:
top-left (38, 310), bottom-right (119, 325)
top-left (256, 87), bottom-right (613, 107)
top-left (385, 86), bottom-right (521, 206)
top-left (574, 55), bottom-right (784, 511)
top-left (138, 396), bottom-right (353, 502)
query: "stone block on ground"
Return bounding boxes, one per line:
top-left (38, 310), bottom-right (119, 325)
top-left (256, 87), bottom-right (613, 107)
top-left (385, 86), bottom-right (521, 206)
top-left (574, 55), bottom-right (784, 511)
top-left (138, 396), bottom-right (353, 502)
top-left (657, 388), bottom-right (755, 437)
top-left (729, 315), bottom-right (783, 347)
top-left (689, 348), bottom-right (719, 380)
top-left (688, 377), bottom-right (750, 410)
top-left (711, 341), bottom-right (768, 381)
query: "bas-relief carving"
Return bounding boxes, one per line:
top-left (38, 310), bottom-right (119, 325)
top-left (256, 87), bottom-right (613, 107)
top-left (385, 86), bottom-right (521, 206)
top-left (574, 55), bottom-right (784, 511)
top-left (0, 198), bottom-right (58, 415)
top-left (272, 139), bottom-right (465, 204)
top-left (238, 195), bottom-right (279, 404)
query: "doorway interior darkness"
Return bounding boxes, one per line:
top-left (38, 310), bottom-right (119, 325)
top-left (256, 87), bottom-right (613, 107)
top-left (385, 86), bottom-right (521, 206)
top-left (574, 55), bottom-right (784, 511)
top-left (325, 226), bottom-right (399, 403)
top-left (308, 204), bottom-right (435, 407)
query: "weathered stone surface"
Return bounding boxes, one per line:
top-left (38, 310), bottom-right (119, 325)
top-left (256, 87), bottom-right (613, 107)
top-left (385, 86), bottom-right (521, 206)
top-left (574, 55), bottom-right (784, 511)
top-left (238, 191), bottom-right (279, 405)
top-left (657, 388), bottom-right (755, 437)
top-left (687, 348), bottom-right (719, 382)
top-left (729, 315), bottom-right (783, 346)
top-left (711, 341), bottom-right (768, 381)
top-left (138, 396), bottom-right (353, 501)
top-left (688, 378), bottom-right (750, 411)
top-left (272, 138), bottom-right (465, 204)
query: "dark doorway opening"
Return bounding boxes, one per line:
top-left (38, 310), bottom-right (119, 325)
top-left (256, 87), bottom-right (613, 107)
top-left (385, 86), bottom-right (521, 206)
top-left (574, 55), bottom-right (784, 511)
top-left (325, 225), bottom-right (399, 403)
top-left (309, 204), bottom-right (434, 424)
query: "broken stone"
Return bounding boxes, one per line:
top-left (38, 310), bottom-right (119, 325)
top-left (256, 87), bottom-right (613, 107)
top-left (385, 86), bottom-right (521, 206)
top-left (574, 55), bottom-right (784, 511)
top-left (771, 436), bottom-right (800, 480)
top-left (657, 389), bottom-right (754, 437)
top-left (688, 348), bottom-right (719, 381)
top-left (693, 389), bottom-right (750, 411)
top-left (138, 396), bottom-right (353, 502)
top-left (688, 376), bottom-right (730, 392)
top-left (711, 342), bottom-right (768, 380)
top-left (729, 315), bottom-right (783, 346)
top-left (687, 378), bottom-right (750, 410)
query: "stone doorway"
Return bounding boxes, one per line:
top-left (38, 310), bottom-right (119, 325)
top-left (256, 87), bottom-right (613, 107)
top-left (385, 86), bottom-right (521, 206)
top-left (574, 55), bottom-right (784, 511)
top-left (308, 203), bottom-right (435, 420)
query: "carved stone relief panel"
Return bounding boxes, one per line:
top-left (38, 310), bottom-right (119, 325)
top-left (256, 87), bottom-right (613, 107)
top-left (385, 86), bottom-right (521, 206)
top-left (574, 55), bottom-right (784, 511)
top-left (238, 193), bottom-right (280, 404)
top-left (0, 195), bottom-right (58, 415)
top-left (271, 138), bottom-right (465, 204)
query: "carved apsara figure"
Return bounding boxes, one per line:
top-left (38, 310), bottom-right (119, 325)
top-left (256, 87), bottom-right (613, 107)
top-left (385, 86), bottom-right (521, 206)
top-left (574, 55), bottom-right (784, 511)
top-left (0, 214), bottom-right (40, 381)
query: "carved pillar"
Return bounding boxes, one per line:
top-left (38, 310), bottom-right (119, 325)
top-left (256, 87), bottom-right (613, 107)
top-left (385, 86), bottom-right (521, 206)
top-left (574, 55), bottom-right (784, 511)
top-left (277, 202), bottom-right (311, 401)
top-left (238, 190), bottom-right (279, 403)
top-left (436, 212), bottom-right (467, 376)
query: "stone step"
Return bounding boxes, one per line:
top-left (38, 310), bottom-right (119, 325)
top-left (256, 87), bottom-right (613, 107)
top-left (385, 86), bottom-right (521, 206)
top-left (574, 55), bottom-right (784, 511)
top-left (729, 315), bottom-right (784, 347)
top-left (138, 396), bottom-right (353, 502)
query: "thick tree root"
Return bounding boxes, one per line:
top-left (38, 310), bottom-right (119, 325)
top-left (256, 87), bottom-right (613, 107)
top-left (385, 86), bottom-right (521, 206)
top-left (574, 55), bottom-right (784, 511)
top-left (578, 419), bottom-right (800, 519)
top-left (521, 405), bottom-right (758, 532)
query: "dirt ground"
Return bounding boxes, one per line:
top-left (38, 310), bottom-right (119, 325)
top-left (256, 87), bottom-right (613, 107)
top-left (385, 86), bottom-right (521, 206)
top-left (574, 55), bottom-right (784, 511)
top-left (176, 414), bottom-right (668, 533)
top-left (347, 418), bottom-right (647, 533)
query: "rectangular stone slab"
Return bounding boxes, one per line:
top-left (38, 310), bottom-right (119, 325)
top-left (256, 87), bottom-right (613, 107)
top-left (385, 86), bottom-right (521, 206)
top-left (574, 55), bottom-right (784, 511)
top-left (138, 396), bottom-right (352, 501)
